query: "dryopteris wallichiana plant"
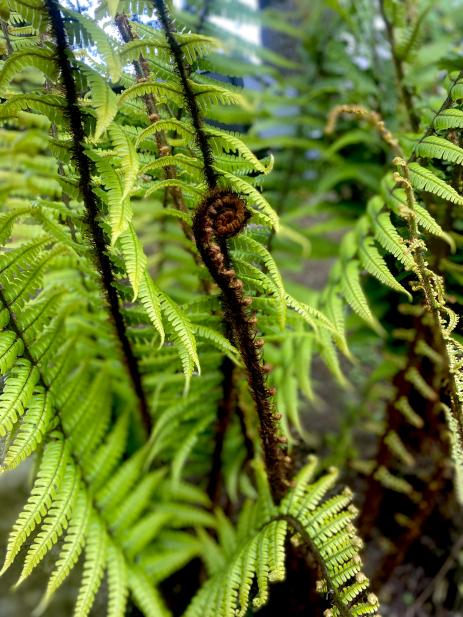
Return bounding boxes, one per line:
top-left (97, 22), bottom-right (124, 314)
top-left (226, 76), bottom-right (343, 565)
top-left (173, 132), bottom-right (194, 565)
top-left (0, 0), bottom-right (379, 616)
top-left (2, 0), bottom-right (463, 615)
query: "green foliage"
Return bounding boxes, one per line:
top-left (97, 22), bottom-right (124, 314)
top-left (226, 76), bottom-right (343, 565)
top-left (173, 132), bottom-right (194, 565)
top-left (1, 0), bottom-right (463, 616)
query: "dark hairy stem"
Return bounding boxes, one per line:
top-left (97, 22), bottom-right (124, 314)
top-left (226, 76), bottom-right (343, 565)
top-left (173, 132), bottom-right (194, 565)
top-left (44, 0), bottom-right (151, 435)
top-left (152, 0), bottom-right (217, 189)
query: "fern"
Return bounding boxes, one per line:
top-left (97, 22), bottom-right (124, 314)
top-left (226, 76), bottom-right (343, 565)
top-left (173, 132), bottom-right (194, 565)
top-left (3, 0), bottom-right (463, 615)
top-left (187, 459), bottom-right (379, 617)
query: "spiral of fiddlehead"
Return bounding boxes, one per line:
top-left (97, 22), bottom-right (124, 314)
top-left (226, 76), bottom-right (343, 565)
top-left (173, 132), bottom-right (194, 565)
top-left (194, 189), bottom-right (250, 241)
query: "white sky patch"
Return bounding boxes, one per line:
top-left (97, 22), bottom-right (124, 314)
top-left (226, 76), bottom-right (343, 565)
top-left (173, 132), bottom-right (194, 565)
top-left (174, 0), bottom-right (260, 45)
top-left (210, 1), bottom-right (260, 46)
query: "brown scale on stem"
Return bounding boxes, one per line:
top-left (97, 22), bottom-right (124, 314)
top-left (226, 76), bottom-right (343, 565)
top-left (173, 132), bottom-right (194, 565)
top-left (193, 188), bottom-right (291, 503)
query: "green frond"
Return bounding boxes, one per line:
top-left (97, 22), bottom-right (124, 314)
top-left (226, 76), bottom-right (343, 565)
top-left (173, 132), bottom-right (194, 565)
top-left (206, 126), bottom-right (270, 174)
top-left (1, 387), bottom-right (54, 470)
top-left (118, 80), bottom-right (184, 107)
top-left (109, 124), bottom-right (139, 200)
top-left (0, 94), bottom-right (67, 125)
top-left (356, 221), bottom-right (411, 299)
top-left (82, 65), bottom-right (118, 141)
top-left (144, 178), bottom-right (203, 200)
top-left (234, 234), bottom-right (285, 295)
top-left (141, 153), bottom-right (203, 177)
top-left (128, 567), bottom-right (170, 617)
top-left (185, 460), bottom-right (376, 617)
top-left (16, 461), bottom-right (79, 587)
top-left (158, 290), bottom-right (200, 385)
top-left (136, 117), bottom-right (194, 147)
top-left (433, 108), bottom-right (463, 130)
top-left (84, 412), bottom-right (129, 489)
top-left (74, 514), bottom-right (107, 617)
top-left (193, 324), bottom-right (240, 364)
top-left (96, 157), bottom-right (133, 245)
top-left (413, 135), bottom-right (463, 165)
top-left (96, 448), bottom-right (147, 512)
top-left (111, 472), bottom-right (162, 533)
top-left (0, 331), bottom-right (24, 375)
top-left (395, 4), bottom-right (430, 61)
top-left (107, 542), bottom-right (129, 617)
top-left (413, 203), bottom-right (455, 250)
top-left (8, 0), bottom-right (46, 31)
top-left (35, 489), bottom-right (92, 614)
top-left (171, 414), bottom-right (214, 484)
top-left (121, 31), bottom-right (219, 65)
top-left (138, 273), bottom-right (165, 345)
top-left (340, 260), bottom-right (384, 334)
top-left (0, 437), bottom-right (68, 575)
top-left (408, 162), bottom-right (463, 205)
top-left (0, 47), bottom-right (58, 90)
top-left (120, 224), bottom-right (147, 300)
top-left (443, 404), bottom-right (463, 504)
top-left (284, 293), bottom-right (336, 334)
top-left (367, 196), bottom-right (414, 269)
top-left (218, 171), bottom-right (279, 229)
top-left (61, 7), bottom-right (122, 81)
top-left (190, 80), bottom-right (249, 111)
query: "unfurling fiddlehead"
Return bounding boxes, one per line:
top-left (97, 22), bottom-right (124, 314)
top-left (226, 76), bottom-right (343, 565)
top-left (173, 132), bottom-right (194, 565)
top-left (193, 189), bottom-right (290, 502)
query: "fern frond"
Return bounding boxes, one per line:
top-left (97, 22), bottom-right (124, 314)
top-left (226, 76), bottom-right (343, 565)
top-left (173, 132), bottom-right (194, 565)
top-left (0, 437), bottom-right (68, 575)
top-left (356, 221), bottom-right (411, 299)
top-left (367, 196), bottom-right (414, 269)
top-left (413, 136), bottom-right (463, 165)
top-left (0, 46), bottom-right (58, 90)
top-left (16, 460), bottom-right (79, 586)
top-left (61, 7), bottom-right (122, 81)
top-left (107, 542), bottom-right (129, 617)
top-left (340, 260), bottom-right (383, 334)
top-left (186, 459), bottom-right (377, 617)
top-left (35, 488), bottom-right (92, 615)
top-left (408, 162), bottom-right (463, 205)
top-left (433, 108), bottom-right (463, 130)
top-left (74, 513), bottom-right (107, 617)
top-left (109, 124), bottom-right (139, 200)
top-left (120, 224), bottom-right (147, 300)
top-left (82, 65), bottom-right (118, 141)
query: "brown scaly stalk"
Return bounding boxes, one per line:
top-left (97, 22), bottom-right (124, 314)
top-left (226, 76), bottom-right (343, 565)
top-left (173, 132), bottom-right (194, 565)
top-left (193, 190), bottom-right (290, 501)
top-left (152, 0), bottom-right (291, 502)
top-left (44, 0), bottom-right (152, 435)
